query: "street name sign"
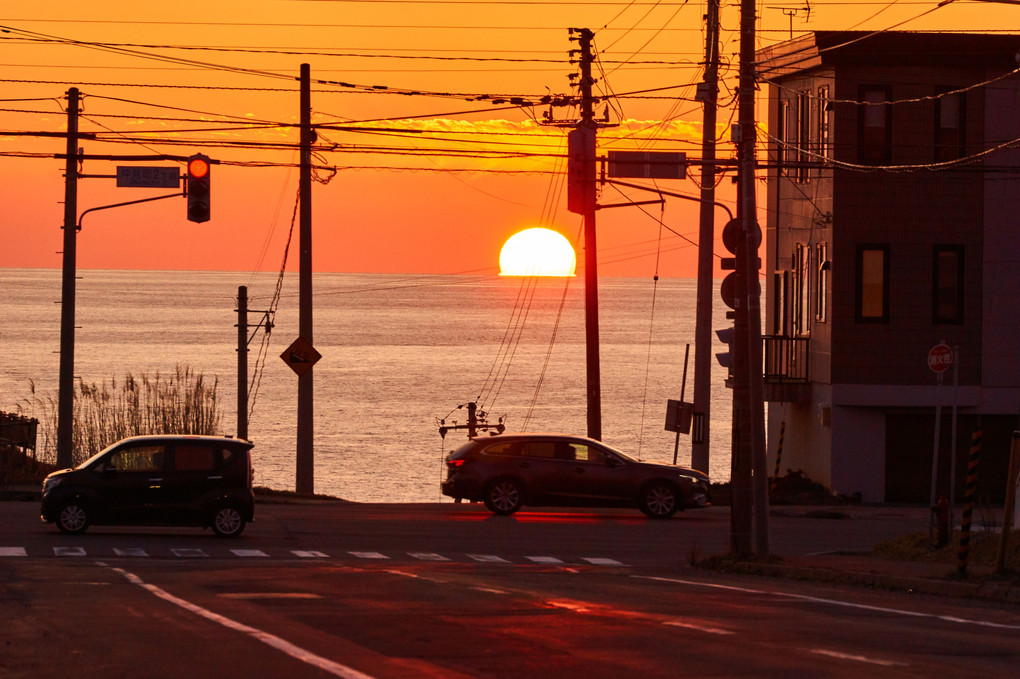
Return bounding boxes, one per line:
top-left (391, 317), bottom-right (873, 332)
top-left (116, 166), bottom-right (181, 188)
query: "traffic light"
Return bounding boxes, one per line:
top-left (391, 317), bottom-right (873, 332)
top-left (716, 327), bottom-right (735, 387)
top-left (186, 154), bottom-right (211, 223)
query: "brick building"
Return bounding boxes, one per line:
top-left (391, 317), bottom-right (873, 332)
top-left (757, 32), bottom-right (1020, 502)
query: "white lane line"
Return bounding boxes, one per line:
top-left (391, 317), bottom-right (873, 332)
top-left (663, 620), bottom-right (735, 636)
top-left (809, 648), bottom-right (907, 667)
top-left (467, 554), bottom-right (510, 563)
top-left (0, 547), bottom-right (27, 557)
top-left (292, 551), bottom-right (329, 558)
top-left (633, 575), bottom-right (1020, 631)
top-left (105, 564), bottom-right (376, 679)
top-left (113, 548), bottom-right (149, 557)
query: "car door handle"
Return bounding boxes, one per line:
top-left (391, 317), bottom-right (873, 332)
top-left (207, 475), bottom-right (223, 480)
top-left (148, 477), bottom-right (163, 482)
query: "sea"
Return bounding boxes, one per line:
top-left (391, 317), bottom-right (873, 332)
top-left (0, 268), bottom-right (736, 502)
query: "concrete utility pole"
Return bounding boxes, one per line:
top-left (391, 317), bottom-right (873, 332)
top-left (56, 87), bottom-right (80, 470)
top-left (573, 28), bottom-right (602, 442)
top-left (736, 0), bottom-right (771, 557)
top-left (692, 0), bottom-right (721, 475)
top-left (296, 64), bottom-right (315, 494)
top-left (237, 286), bottom-right (248, 441)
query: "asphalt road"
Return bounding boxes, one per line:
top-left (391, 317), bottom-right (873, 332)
top-left (2, 500), bottom-right (1018, 678)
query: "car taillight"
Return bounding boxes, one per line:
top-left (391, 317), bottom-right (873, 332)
top-left (448, 459), bottom-right (466, 468)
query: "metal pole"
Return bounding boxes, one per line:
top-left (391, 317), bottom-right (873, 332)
top-left (56, 87), bottom-right (80, 470)
top-left (692, 0), bottom-right (720, 475)
top-left (949, 346), bottom-right (959, 533)
top-left (237, 286), bottom-right (248, 441)
top-left (577, 29), bottom-right (602, 442)
top-left (296, 64), bottom-right (315, 494)
top-left (929, 371), bottom-right (944, 538)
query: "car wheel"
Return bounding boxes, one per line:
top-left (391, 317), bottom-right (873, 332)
top-left (210, 504), bottom-right (246, 538)
top-left (56, 501), bottom-right (90, 535)
top-left (639, 482), bottom-right (678, 519)
top-left (483, 478), bottom-right (523, 515)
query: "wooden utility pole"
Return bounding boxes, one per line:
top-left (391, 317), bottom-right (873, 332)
top-left (296, 64), bottom-right (315, 494)
top-left (692, 0), bottom-right (721, 475)
top-left (56, 87), bottom-right (80, 470)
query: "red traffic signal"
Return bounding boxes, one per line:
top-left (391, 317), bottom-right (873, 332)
top-left (186, 153), bottom-right (211, 223)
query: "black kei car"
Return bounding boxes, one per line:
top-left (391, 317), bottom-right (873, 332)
top-left (41, 434), bottom-right (255, 538)
top-left (441, 433), bottom-right (709, 518)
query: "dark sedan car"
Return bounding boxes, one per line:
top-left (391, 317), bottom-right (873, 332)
top-left (441, 433), bottom-right (709, 518)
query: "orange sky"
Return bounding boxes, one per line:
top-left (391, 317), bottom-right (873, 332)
top-left (1, 0), bottom-right (1017, 277)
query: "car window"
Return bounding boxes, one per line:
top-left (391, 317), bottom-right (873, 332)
top-left (109, 445), bottom-right (165, 473)
top-left (574, 444), bottom-right (605, 464)
top-left (483, 442), bottom-right (524, 457)
top-left (175, 445), bottom-right (215, 472)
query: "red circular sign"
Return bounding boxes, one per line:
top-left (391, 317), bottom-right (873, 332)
top-left (928, 344), bottom-right (953, 373)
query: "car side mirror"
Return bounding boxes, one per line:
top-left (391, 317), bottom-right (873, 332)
top-left (605, 455), bottom-right (620, 468)
top-left (102, 464), bottom-right (117, 477)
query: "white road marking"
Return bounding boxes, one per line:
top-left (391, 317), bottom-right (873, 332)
top-left (526, 556), bottom-right (564, 564)
top-left (582, 557), bottom-right (626, 566)
top-left (809, 648), bottom-right (907, 667)
top-left (113, 548), bottom-right (149, 557)
top-left (0, 547), bottom-right (27, 557)
top-left (292, 550), bottom-right (329, 558)
top-left (171, 548), bottom-right (208, 558)
top-left (633, 575), bottom-right (1020, 631)
top-left (232, 549), bottom-right (269, 558)
top-left (467, 554), bottom-right (510, 563)
top-left (349, 551), bottom-right (389, 560)
top-left (105, 564), bottom-right (375, 679)
top-left (53, 547), bottom-right (86, 556)
top-left (408, 552), bottom-right (450, 561)
top-left (663, 620), bottom-right (735, 636)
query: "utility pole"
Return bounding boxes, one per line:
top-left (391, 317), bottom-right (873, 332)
top-left (692, 0), bottom-right (721, 475)
top-left (296, 64), bottom-right (315, 494)
top-left (572, 27), bottom-right (602, 442)
top-left (737, 0), bottom-right (771, 556)
top-left (56, 87), bottom-right (80, 470)
top-left (237, 286), bottom-right (248, 441)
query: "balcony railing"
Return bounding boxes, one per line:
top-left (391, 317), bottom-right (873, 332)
top-left (763, 336), bottom-right (809, 383)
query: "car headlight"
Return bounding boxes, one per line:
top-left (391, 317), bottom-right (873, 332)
top-left (42, 477), bottom-right (62, 493)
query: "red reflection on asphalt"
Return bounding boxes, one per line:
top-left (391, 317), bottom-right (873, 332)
top-left (448, 511), bottom-right (645, 525)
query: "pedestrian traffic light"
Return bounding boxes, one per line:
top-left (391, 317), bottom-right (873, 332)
top-left (186, 153), bottom-right (211, 223)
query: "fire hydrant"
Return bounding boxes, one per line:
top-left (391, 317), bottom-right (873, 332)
top-left (933, 496), bottom-right (950, 548)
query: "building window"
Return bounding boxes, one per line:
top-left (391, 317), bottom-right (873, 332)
top-left (793, 243), bottom-right (811, 335)
top-left (935, 90), bottom-right (965, 162)
top-left (777, 99), bottom-right (789, 170)
top-left (797, 90), bottom-right (811, 183)
top-left (933, 245), bottom-right (964, 324)
top-left (817, 85), bottom-right (831, 163)
top-left (816, 242), bottom-right (829, 323)
top-left (858, 86), bottom-right (892, 164)
top-left (773, 270), bottom-right (789, 336)
top-left (856, 244), bottom-right (889, 322)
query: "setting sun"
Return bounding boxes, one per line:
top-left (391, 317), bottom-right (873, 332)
top-left (499, 227), bottom-right (576, 276)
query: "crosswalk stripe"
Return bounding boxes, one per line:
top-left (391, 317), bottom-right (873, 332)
top-left (0, 547), bottom-right (27, 557)
top-left (467, 554), bottom-right (510, 563)
top-left (349, 551), bottom-right (389, 560)
top-left (172, 548), bottom-right (208, 558)
top-left (231, 549), bottom-right (269, 558)
top-left (113, 548), bottom-right (149, 557)
top-left (54, 547), bottom-right (86, 557)
top-left (292, 550), bottom-right (329, 558)
top-left (408, 552), bottom-right (450, 561)
top-left (526, 556), bottom-right (564, 564)
top-left (582, 557), bottom-right (626, 566)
